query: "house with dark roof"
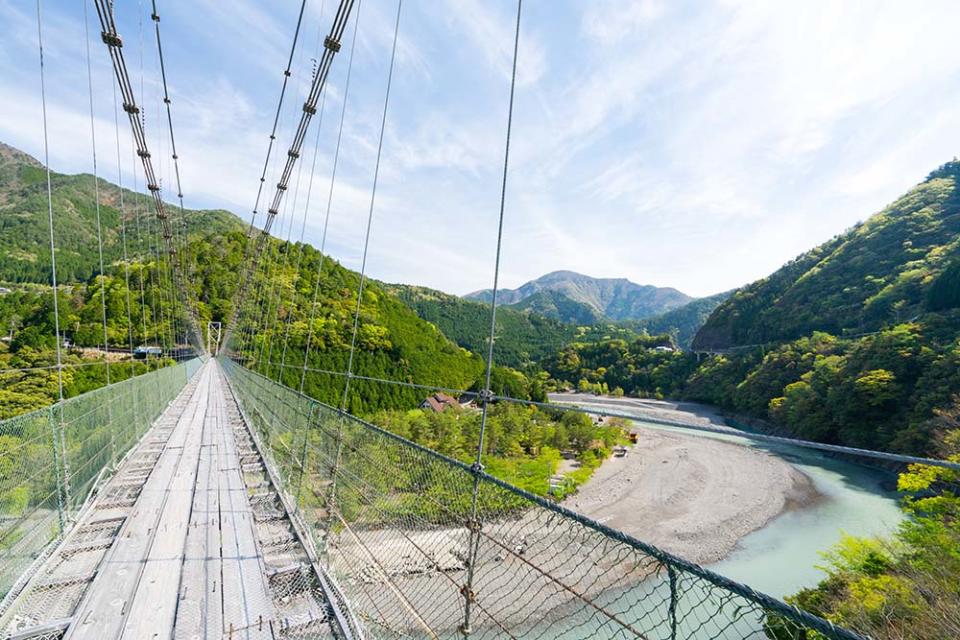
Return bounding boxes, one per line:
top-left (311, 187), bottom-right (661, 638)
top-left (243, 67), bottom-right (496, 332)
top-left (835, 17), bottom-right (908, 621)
top-left (419, 392), bottom-right (460, 413)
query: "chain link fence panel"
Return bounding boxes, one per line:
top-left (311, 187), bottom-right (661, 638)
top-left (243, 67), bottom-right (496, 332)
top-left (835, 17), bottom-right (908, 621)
top-left (0, 357), bottom-right (203, 609)
top-left (223, 360), bottom-right (865, 640)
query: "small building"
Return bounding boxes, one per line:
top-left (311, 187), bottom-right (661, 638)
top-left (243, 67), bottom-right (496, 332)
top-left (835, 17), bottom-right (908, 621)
top-left (419, 392), bottom-right (460, 413)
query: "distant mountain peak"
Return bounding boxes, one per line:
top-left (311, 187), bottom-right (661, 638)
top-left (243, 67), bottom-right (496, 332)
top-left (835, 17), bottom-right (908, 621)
top-left (465, 271), bottom-right (692, 322)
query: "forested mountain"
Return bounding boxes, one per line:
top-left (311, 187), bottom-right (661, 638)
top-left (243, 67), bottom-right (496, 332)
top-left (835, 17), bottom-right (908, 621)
top-left (0, 142), bottom-right (242, 283)
top-left (506, 289), bottom-right (604, 324)
top-left (694, 161), bottom-right (960, 349)
top-left (466, 270), bottom-right (693, 321)
top-left (632, 290), bottom-right (731, 348)
top-left (382, 283), bottom-right (577, 368)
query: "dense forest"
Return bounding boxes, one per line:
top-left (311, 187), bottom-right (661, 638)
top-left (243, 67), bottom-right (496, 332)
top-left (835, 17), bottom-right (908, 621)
top-left (0, 142), bottom-right (239, 284)
top-left (383, 283), bottom-right (577, 368)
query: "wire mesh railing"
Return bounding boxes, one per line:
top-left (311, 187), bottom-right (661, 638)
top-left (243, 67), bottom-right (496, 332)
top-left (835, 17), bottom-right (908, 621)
top-left (222, 358), bottom-right (864, 640)
top-left (0, 356), bottom-right (202, 602)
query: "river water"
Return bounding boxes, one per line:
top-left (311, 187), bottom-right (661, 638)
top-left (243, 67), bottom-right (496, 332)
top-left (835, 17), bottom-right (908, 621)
top-left (554, 396), bottom-right (904, 599)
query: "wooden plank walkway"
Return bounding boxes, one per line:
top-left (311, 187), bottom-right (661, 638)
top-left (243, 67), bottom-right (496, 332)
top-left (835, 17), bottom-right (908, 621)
top-left (55, 360), bottom-right (336, 640)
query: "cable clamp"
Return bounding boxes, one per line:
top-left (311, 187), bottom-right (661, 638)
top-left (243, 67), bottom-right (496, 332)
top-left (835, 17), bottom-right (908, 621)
top-left (477, 389), bottom-right (495, 405)
top-left (151, 12), bottom-right (159, 22)
top-left (137, 149), bottom-right (151, 159)
top-left (459, 584), bottom-right (476, 603)
top-left (101, 31), bottom-right (122, 47)
top-left (276, 183), bottom-right (287, 191)
top-left (287, 150), bottom-right (300, 159)
top-left (324, 36), bottom-right (341, 52)
top-left (268, 208), bottom-right (278, 215)
top-left (284, 69), bottom-right (292, 78)
top-left (147, 183), bottom-right (161, 193)
top-left (122, 103), bottom-right (139, 115)
top-left (469, 461), bottom-right (484, 475)
top-left (303, 102), bottom-right (317, 115)
top-left (163, 97), bottom-right (171, 105)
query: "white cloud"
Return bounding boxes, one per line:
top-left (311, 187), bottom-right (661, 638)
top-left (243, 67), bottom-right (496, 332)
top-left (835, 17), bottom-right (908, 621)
top-left (4, 0), bottom-right (960, 300)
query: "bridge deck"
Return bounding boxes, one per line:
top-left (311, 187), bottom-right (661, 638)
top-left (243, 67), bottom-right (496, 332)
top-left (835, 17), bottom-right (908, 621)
top-left (2, 361), bottom-right (337, 640)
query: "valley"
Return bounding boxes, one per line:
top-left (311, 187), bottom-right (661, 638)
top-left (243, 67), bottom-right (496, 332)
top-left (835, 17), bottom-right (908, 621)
top-left (2, 142), bottom-right (959, 639)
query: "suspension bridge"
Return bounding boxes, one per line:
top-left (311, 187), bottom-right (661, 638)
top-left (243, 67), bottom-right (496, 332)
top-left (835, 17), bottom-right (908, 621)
top-left (2, 0), bottom-right (957, 638)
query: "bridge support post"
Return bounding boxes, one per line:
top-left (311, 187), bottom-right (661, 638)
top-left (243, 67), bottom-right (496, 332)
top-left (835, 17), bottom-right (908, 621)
top-left (668, 564), bottom-right (678, 640)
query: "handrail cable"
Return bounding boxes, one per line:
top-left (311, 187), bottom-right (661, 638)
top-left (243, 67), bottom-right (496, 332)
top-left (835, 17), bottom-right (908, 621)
top-left (256, 357), bottom-right (960, 472)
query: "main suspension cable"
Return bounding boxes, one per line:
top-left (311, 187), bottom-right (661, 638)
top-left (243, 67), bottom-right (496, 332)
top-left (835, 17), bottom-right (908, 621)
top-left (297, 0), bottom-right (362, 396)
top-left (92, 0), bottom-right (204, 352)
top-left (224, 0), bottom-right (356, 350)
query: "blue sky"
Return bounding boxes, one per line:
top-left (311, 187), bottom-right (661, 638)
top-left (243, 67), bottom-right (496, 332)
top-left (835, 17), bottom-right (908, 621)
top-left (3, 0), bottom-right (960, 297)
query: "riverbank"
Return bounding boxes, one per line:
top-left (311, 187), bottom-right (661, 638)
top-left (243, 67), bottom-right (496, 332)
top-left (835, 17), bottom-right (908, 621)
top-left (551, 393), bottom-right (821, 565)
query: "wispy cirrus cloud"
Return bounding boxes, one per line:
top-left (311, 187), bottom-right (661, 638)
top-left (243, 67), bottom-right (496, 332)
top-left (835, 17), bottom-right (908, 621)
top-left (4, 0), bottom-right (960, 298)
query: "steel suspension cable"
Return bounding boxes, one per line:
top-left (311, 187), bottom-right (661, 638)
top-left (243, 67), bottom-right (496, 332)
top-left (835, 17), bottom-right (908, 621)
top-left (83, 0), bottom-right (112, 386)
top-left (150, 0), bottom-right (195, 354)
top-left (461, 0), bottom-right (523, 633)
top-left (34, 0), bottom-right (68, 528)
top-left (270, 5), bottom-right (332, 385)
top-left (297, 0), bottom-right (362, 396)
top-left (223, 0), bottom-right (356, 350)
top-left (244, 129), bottom-right (296, 366)
top-left (241, 95), bottom-right (302, 367)
top-left (259, 58), bottom-right (313, 370)
top-left (277, 85), bottom-right (329, 383)
top-left (337, 0), bottom-right (401, 414)
top-left (321, 0), bottom-right (401, 540)
top-left (246, 0), bottom-right (309, 237)
top-left (92, 0), bottom-right (204, 352)
top-left (262, 34), bottom-right (325, 379)
top-left (111, 79), bottom-right (138, 380)
top-left (232, 0), bottom-right (312, 363)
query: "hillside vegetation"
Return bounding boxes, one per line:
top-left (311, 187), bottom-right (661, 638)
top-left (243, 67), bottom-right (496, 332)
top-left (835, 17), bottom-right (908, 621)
top-left (0, 142), bottom-right (241, 283)
top-left (695, 161), bottom-right (960, 349)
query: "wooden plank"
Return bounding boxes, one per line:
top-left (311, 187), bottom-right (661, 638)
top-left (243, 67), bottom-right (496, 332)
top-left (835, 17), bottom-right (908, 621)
top-left (173, 370), bottom-right (223, 639)
top-left (66, 364), bottom-right (212, 640)
top-left (120, 364), bottom-right (211, 637)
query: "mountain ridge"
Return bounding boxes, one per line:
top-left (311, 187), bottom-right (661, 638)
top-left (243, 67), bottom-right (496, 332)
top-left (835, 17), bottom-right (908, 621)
top-left (466, 269), bottom-right (693, 322)
top-left (0, 141), bottom-right (244, 284)
top-left (693, 160), bottom-right (960, 350)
